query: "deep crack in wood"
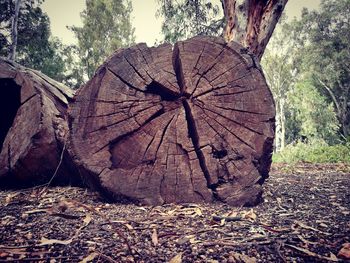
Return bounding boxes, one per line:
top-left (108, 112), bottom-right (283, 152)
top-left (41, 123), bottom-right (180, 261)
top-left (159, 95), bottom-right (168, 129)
top-left (68, 36), bottom-right (275, 206)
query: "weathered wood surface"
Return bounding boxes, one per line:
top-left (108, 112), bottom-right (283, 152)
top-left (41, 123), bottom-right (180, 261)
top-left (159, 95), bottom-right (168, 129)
top-left (69, 36), bottom-right (275, 206)
top-left (0, 58), bottom-right (79, 186)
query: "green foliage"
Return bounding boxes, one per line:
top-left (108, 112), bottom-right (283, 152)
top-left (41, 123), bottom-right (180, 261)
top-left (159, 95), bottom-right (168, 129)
top-left (273, 140), bottom-right (350, 163)
top-left (287, 81), bottom-right (340, 144)
top-left (291, 0), bottom-right (350, 138)
top-left (157, 0), bottom-right (223, 43)
top-left (0, 0), bottom-right (70, 83)
top-left (70, 0), bottom-right (135, 79)
top-left (262, 0), bottom-right (350, 148)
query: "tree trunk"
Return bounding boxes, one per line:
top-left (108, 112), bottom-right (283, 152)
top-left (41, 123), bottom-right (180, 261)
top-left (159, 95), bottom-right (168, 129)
top-left (280, 98), bottom-right (286, 149)
top-left (0, 58), bottom-right (80, 187)
top-left (68, 36), bottom-right (275, 206)
top-left (275, 100), bottom-right (281, 151)
top-left (222, 0), bottom-right (288, 60)
top-left (8, 0), bottom-right (21, 61)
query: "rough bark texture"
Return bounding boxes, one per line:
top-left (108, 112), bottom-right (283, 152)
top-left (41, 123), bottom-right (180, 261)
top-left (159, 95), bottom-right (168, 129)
top-left (69, 36), bottom-right (275, 206)
top-left (222, 0), bottom-right (288, 60)
top-left (0, 58), bottom-right (79, 187)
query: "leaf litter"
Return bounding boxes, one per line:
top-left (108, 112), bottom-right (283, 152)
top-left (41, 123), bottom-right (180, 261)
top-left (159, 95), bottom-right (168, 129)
top-left (0, 163), bottom-right (349, 262)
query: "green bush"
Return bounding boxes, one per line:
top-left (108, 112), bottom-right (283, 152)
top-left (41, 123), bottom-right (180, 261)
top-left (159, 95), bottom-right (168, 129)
top-left (273, 140), bottom-right (350, 163)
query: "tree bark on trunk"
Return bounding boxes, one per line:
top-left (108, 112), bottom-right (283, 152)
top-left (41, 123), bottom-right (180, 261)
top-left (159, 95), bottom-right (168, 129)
top-left (280, 97), bottom-right (286, 149)
top-left (8, 0), bottom-right (21, 61)
top-left (68, 36), bottom-right (275, 206)
top-left (222, 0), bottom-right (288, 60)
top-left (0, 58), bottom-right (80, 187)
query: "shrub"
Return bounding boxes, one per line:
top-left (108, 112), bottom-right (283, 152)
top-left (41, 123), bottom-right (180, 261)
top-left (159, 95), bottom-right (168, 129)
top-left (273, 140), bottom-right (350, 163)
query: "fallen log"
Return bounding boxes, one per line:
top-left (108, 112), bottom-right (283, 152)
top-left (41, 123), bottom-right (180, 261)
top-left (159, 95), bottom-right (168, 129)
top-left (0, 58), bottom-right (80, 187)
top-left (68, 36), bottom-right (275, 206)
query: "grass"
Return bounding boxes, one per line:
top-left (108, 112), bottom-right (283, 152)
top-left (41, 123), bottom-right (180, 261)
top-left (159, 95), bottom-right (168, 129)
top-left (273, 141), bottom-right (350, 163)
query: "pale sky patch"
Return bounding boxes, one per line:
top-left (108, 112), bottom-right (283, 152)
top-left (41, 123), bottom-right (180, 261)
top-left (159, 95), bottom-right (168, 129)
top-left (42, 0), bottom-right (321, 46)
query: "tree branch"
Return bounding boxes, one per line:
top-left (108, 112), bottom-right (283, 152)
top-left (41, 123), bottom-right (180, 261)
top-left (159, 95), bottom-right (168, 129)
top-left (316, 76), bottom-right (341, 115)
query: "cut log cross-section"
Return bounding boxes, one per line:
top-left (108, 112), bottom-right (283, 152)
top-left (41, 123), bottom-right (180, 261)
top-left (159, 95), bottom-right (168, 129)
top-left (69, 36), bottom-right (275, 206)
top-left (0, 58), bottom-right (80, 187)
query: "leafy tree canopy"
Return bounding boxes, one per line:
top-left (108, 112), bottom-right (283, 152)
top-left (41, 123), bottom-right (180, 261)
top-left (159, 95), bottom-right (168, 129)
top-left (291, 0), bottom-right (350, 138)
top-left (70, 0), bottom-right (135, 79)
top-left (0, 0), bottom-right (68, 82)
top-left (157, 0), bottom-right (223, 43)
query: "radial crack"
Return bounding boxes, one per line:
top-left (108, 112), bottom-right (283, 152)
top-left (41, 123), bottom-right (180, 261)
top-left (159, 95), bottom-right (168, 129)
top-left (182, 100), bottom-right (212, 187)
top-left (172, 43), bottom-right (186, 93)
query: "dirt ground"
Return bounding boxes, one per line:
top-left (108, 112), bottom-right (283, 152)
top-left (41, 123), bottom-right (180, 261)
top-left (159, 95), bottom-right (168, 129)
top-left (0, 163), bottom-right (349, 262)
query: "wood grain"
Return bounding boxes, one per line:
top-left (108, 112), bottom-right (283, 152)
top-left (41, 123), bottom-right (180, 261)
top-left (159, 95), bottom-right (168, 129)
top-left (0, 58), bottom-right (79, 187)
top-left (68, 36), bottom-right (275, 206)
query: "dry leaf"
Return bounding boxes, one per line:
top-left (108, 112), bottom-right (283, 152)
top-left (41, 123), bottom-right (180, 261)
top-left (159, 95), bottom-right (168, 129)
top-left (242, 209), bottom-right (257, 221)
top-left (338, 243), bottom-right (350, 259)
top-left (79, 252), bottom-right (99, 263)
top-left (194, 207), bottom-right (203, 216)
top-left (231, 252), bottom-right (257, 263)
top-left (125, 223), bottom-right (133, 230)
top-left (220, 218), bottom-right (226, 226)
top-left (286, 244), bottom-right (338, 262)
top-left (169, 252), bottom-right (182, 263)
top-left (83, 213), bottom-right (92, 226)
top-left (227, 210), bottom-right (238, 217)
top-left (39, 237), bottom-right (73, 246)
top-left (4, 192), bottom-right (19, 206)
top-left (152, 228), bottom-right (159, 246)
top-left (330, 253), bottom-right (338, 261)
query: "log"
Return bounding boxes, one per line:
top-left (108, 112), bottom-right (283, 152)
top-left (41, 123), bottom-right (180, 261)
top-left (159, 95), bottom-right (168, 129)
top-left (0, 58), bottom-right (80, 187)
top-left (68, 36), bottom-right (275, 206)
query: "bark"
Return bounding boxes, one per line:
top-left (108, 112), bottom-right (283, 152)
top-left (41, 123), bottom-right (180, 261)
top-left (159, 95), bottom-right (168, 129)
top-left (280, 97), bottom-right (286, 149)
top-left (68, 36), bottom-right (275, 206)
top-left (0, 58), bottom-right (80, 187)
top-left (8, 0), bottom-right (21, 61)
top-left (222, 0), bottom-right (288, 60)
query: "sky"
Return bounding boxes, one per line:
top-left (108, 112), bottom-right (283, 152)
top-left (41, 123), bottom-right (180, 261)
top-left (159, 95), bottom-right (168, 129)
top-left (41, 0), bottom-right (321, 46)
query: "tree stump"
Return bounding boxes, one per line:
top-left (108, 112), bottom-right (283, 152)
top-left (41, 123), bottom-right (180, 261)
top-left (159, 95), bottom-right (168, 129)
top-left (0, 58), bottom-right (79, 187)
top-left (69, 36), bottom-right (275, 206)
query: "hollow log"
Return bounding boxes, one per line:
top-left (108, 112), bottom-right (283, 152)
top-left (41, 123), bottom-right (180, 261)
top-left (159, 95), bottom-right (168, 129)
top-left (69, 36), bottom-right (275, 206)
top-left (0, 58), bottom-right (79, 187)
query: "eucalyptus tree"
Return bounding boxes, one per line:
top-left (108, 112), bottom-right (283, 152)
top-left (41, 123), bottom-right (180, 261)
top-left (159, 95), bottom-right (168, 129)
top-left (70, 0), bottom-right (135, 79)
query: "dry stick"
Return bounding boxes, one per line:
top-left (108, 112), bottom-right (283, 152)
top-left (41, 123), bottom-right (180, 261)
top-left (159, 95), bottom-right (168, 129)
top-left (98, 253), bottom-right (118, 263)
top-left (46, 142), bottom-right (66, 187)
top-left (36, 140), bottom-right (67, 197)
top-left (0, 256), bottom-right (80, 262)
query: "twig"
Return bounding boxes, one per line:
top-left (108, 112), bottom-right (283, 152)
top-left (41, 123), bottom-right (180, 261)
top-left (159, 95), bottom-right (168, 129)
top-left (42, 141), bottom-right (67, 191)
top-left (0, 256), bottom-right (79, 262)
top-left (18, 141), bottom-right (68, 196)
top-left (212, 215), bottom-right (242, 222)
top-left (202, 240), bottom-right (272, 247)
top-left (98, 253), bottom-right (118, 263)
top-left (285, 244), bottom-right (338, 262)
top-left (276, 241), bottom-right (287, 263)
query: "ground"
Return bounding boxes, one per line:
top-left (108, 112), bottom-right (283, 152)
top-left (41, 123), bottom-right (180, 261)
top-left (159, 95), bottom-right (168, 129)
top-left (0, 163), bottom-right (349, 263)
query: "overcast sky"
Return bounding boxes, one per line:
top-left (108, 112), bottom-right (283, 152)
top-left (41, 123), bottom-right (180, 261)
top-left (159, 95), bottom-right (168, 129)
top-left (41, 0), bottom-right (321, 46)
